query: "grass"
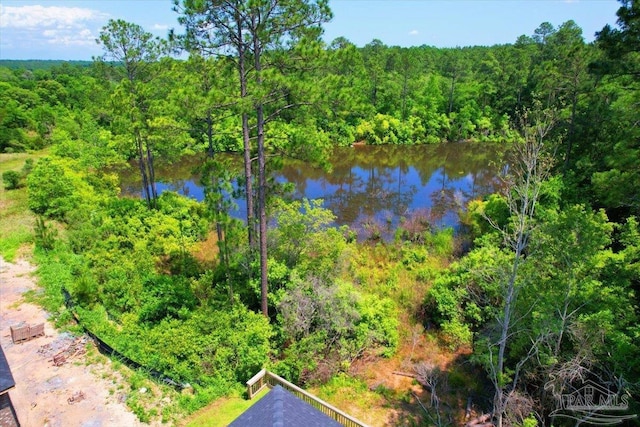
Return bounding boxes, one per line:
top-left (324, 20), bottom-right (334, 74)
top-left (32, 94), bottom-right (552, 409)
top-left (309, 374), bottom-right (391, 426)
top-left (182, 387), bottom-right (269, 427)
top-left (0, 184), bottom-right (34, 261)
top-left (0, 150), bottom-right (49, 261)
top-left (0, 228), bottom-right (33, 261)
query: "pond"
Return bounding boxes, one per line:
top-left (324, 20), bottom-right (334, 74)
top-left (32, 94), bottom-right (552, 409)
top-left (120, 142), bottom-right (508, 238)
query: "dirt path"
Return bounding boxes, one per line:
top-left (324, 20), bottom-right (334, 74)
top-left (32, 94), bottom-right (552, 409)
top-left (0, 257), bottom-right (146, 427)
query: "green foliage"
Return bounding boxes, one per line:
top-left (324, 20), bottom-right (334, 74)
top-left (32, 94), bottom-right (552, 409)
top-left (619, 216), bottom-right (639, 279)
top-left (262, 198), bottom-right (400, 382)
top-left (2, 170), bottom-right (20, 189)
top-left (23, 162), bottom-right (71, 213)
top-left (425, 242), bottom-right (506, 342)
top-left (355, 114), bottom-right (413, 145)
top-left (273, 332), bottom-right (328, 383)
top-left (440, 319), bottom-right (473, 350)
top-left (315, 372), bottom-right (369, 397)
top-left (276, 275), bottom-right (398, 382)
top-left (182, 387), bottom-right (268, 426)
top-left (178, 381), bottom-right (241, 415)
top-left (434, 194), bottom-right (640, 417)
top-left (0, 82), bottom-right (41, 152)
top-left (34, 216), bottom-right (57, 251)
top-left (31, 247), bottom-right (80, 320)
top-left (63, 193), bottom-right (207, 317)
top-left (277, 275), bottom-right (359, 342)
top-left (519, 415), bottom-right (538, 427)
top-left (139, 307), bottom-right (271, 385)
top-left (355, 293), bottom-right (399, 357)
top-left (425, 227), bottom-right (455, 258)
top-left (0, 230), bottom-right (32, 262)
top-left (21, 158), bottom-right (33, 175)
top-left (50, 112), bottom-right (124, 169)
top-left (138, 275), bottom-right (197, 324)
top-left (26, 156), bottom-right (118, 221)
top-left (25, 157), bottom-right (270, 395)
top-left (269, 198), bottom-right (349, 277)
top-left (76, 303), bottom-right (272, 388)
top-left (465, 194), bottom-right (510, 238)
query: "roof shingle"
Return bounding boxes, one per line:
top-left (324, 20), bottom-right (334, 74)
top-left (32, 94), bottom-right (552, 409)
top-left (0, 344), bottom-right (16, 395)
top-left (229, 385), bottom-right (343, 427)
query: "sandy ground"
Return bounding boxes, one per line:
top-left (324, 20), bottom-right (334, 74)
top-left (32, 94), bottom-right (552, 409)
top-left (0, 257), bottom-right (146, 427)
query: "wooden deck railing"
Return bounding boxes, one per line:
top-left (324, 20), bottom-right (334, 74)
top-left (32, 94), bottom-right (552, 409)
top-left (246, 369), bottom-right (370, 427)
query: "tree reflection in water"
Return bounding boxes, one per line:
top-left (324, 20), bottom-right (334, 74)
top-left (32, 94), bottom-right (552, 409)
top-left (120, 143), bottom-right (508, 240)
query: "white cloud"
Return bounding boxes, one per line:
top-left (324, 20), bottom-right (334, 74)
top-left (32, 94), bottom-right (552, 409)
top-left (1, 5), bottom-right (107, 28)
top-left (0, 5), bottom-right (109, 48)
top-left (46, 28), bottom-right (95, 46)
top-left (409, 29), bottom-right (419, 36)
top-left (153, 23), bottom-right (169, 31)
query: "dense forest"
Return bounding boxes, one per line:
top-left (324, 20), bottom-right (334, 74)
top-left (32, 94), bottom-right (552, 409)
top-left (1, 0), bottom-right (639, 425)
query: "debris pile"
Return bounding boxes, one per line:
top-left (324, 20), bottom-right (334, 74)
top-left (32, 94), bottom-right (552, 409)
top-left (67, 391), bottom-right (86, 405)
top-left (38, 334), bottom-right (88, 366)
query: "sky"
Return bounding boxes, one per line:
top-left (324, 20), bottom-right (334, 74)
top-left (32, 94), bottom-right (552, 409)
top-left (0, 0), bottom-right (622, 60)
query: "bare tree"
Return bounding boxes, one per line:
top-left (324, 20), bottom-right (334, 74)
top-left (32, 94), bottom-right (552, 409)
top-left (415, 361), bottom-right (451, 427)
top-left (483, 106), bottom-right (556, 427)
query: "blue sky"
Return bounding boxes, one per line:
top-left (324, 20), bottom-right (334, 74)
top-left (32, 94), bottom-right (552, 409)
top-left (0, 0), bottom-right (621, 60)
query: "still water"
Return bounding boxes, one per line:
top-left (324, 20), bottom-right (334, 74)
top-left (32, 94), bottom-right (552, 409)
top-left (121, 143), bottom-right (507, 236)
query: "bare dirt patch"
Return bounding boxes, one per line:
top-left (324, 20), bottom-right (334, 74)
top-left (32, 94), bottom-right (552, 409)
top-left (344, 324), bottom-right (475, 426)
top-left (0, 257), bottom-right (147, 427)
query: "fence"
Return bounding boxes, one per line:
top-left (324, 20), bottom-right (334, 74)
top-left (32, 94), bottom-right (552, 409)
top-left (61, 287), bottom-right (185, 390)
top-left (246, 369), bottom-right (370, 427)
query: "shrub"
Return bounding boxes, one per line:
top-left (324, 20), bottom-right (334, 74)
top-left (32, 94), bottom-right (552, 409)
top-left (34, 216), bottom-right (57, 250)
top-left (355, 114), bottom-right (413, 145)
top-left (21, 158), bottom-right (33, 175)
top-left (269, 198), bottom-right (349, 278)
top-left (138, 275), bottom-right (197, 324)
top-left (355, 294), bottom-right (399, 357)
top-left (2, 170), bottom-right (20, 189)
top-left (26, 157), bottom-right (84, 220)
top-left (26, 156), bottom-right (118, 221)
top-left (440, 319), bottom-right (473, 349)
top-left (427, 227), bottom-right (455, 257)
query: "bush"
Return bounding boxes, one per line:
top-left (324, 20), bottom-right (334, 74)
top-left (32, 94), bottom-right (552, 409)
top-left (269, 198), bottom-right (349, 278)
top-left (2, 170), bottom-right (20, 189)
top-left (426, 227), bottom-right (455, 257)
top-left (355, 294), bottom-right (399, 357)
top-left (138, 275), bottom-right (197, 324)
top-left (21, 158), bottom-right (34, 175)
top-left (26, 156), bottom-right (118, 221)
top-left (34, 216), bottom-right (57, 251)
top-left (355, 114), bottom-right (413, 145)
top-left (440, 319), bottom-right (473, 349)
top-left (26, 157), bottom-right (85, 220)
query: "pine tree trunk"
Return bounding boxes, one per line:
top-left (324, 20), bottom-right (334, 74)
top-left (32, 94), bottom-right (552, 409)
top-left (253, 16), bottom-right (269, 318)
top-left (136, 133), bottom-right (151, 208)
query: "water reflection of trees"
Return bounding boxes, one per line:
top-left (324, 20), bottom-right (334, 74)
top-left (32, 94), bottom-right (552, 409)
top-left (277, 143), bottom-right (506, 230)
top-left (119, 143), bottom-right (507, 232)
top-left (331, 165), bottom-right (417, 225)
top-left (427, 144), bottom-right (506, 225)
